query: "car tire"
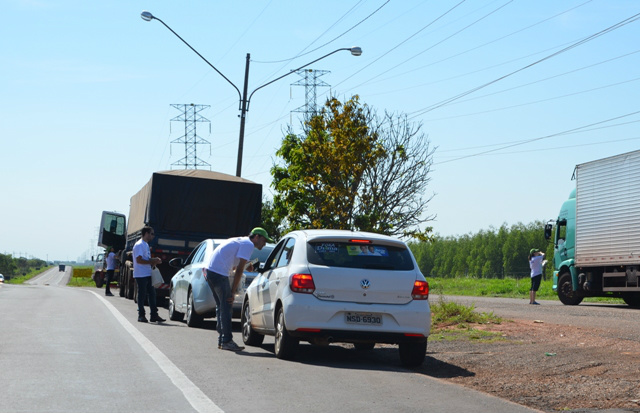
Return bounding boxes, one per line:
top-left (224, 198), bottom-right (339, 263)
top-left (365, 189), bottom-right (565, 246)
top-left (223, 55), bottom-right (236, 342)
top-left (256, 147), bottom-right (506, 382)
top-left (241, 301), bottom-right (264, 346)
top-left (168, 294), bottom-right (184, 321)
top-left (399, 340), bottom-right (427, 367)
top-left (354, 342), bottom-right (375, 351)
top-left (186, 290), bottom-right (203, 327)
top-left (274, 307), bottom-right (298, 360)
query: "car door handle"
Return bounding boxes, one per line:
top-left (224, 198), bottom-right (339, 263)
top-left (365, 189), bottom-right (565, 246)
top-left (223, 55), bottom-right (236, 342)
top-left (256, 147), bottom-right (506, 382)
top-left (275, 280), bottom-right (280, 285)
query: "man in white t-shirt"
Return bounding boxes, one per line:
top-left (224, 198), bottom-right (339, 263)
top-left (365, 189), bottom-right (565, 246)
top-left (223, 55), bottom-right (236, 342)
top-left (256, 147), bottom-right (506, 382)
top-left (105, 247), bottom-right (117, 296)
top-left (206, 227), bottom-right (273, 351)
top-left (132, 226), bottom-right (165, 323)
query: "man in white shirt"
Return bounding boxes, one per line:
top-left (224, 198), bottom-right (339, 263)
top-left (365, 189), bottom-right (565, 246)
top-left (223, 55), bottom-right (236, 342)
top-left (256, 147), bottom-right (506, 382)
top-left (206, 227), bottom-right (273, 351)
top-left (133, 226), bottom-right (165, 323)
top-left (105, 247), bottom-right (117, 296)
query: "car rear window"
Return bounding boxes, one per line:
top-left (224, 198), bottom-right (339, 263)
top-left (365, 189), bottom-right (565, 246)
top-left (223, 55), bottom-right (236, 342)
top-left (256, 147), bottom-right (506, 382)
top-left (307, 242), bottom-right (414, 271)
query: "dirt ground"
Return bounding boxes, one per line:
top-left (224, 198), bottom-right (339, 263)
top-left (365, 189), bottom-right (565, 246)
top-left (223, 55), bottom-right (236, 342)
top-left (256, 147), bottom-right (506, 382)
top-left (423, 319), bottom-right (640, 412)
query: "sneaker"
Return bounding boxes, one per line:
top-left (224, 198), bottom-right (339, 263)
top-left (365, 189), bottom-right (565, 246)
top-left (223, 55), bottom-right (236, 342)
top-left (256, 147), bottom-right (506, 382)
top-left (150, 315), bottom-right (166, 323)
top-left (220, 340), bottom-right (244, 352)
top-left (138, 316), bottom-right (149, 323)
top-left (105, 292), bottom-right (114, 296)
top-left (530, 301), bottom-right (540, 305)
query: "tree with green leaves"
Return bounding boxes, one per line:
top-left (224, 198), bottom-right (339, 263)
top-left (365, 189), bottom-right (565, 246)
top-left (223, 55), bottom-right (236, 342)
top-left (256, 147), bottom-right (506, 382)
top-left (270, 95), bottom-right (435, 238)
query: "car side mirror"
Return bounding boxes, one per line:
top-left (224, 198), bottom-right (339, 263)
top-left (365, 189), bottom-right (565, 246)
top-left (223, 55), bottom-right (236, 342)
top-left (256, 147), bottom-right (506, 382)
top-left (169, 257), bottom-right (184, 269)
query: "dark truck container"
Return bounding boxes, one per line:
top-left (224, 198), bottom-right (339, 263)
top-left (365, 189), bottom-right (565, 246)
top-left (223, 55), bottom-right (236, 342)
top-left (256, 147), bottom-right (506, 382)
top-left (98, 169), bottom-right (262, 302)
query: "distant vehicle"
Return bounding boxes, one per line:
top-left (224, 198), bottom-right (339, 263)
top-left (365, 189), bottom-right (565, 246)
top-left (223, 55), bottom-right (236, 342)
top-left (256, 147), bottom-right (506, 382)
top-left (168, 239), bottom-right (275, 326)
top-left (96, 170), bottom-right (262, 302)
top-left (0, 274), bottom-right (4, 283)
top-left (241, 229), bottom-right (431, 366)
top-left (58, 265), bottom-right (65, 272)
top-left (545, 150), bottom-right (640, 307)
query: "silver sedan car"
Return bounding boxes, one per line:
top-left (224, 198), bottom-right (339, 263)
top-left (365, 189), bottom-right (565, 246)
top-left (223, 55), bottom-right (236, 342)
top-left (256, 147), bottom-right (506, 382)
top-left (168, 239), bottom-right (274, 326)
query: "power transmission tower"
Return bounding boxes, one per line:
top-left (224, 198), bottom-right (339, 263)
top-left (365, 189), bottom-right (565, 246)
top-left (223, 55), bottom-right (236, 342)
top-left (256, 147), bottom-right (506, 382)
top-left (291, 69), bottom-right (331, 127)
top-left (170, 103), bottom-right (211, 170)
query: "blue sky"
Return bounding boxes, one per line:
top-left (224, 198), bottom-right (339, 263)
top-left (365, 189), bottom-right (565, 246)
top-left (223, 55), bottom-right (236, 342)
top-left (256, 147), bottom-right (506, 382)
top-left (2, 0), bottom-right (639, 261)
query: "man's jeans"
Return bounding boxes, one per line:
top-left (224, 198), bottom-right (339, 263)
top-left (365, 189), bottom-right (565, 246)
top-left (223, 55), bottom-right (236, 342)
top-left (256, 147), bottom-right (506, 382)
top-left (105, 269), bottom-right (114, 294)
top-left (135, 276), bottom-right (158, 317)
top-left (206, 270), bottom-right (233, 345)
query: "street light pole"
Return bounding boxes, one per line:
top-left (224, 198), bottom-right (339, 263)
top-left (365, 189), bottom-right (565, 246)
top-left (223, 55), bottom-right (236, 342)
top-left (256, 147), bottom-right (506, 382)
top-left (141, 11), bottom-right (362, 177)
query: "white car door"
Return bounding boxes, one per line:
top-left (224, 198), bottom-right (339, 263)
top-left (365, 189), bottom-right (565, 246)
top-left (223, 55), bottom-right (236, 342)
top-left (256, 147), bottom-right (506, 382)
top-left (261, 237), bottom-right (296, 329)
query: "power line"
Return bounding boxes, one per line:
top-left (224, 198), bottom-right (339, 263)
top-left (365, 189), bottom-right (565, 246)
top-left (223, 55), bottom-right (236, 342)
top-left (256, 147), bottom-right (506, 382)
top-left (408, 11), bottom-right (640, 119)
top-left (435, 110), bottom-right (640, 164)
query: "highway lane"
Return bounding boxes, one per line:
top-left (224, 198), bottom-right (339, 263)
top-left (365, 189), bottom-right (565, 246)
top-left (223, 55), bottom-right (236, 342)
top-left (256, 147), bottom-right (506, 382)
top-left (26, 266), bottom-right (71, 286)
top-left (0, 281), bottom-right (540, 413)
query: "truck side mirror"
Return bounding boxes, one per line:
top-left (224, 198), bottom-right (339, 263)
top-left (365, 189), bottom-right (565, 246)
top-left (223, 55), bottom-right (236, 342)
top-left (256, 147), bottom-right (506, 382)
top-left (544, 223), bottom-right (553, 241)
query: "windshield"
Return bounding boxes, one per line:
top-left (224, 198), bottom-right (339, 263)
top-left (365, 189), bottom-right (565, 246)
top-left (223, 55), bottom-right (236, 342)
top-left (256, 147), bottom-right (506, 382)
top-left (307, 242), bottom-right (414, 271)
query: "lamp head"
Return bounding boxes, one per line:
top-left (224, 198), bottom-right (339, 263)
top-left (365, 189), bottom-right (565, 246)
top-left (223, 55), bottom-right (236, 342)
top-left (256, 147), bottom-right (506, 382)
top-left (141, 11), bottom-right (154, 21)
top-left (350, 47), bottom-right (362, 57)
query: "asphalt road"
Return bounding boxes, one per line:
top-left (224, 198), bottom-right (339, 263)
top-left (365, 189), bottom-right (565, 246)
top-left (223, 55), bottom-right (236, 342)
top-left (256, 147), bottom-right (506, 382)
top-left (0, 271), bottom-right (541, 413)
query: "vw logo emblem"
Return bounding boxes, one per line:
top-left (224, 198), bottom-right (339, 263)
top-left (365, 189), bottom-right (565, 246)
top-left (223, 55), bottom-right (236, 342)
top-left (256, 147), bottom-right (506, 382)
top-left (360, 279), bottom-right (371, 289)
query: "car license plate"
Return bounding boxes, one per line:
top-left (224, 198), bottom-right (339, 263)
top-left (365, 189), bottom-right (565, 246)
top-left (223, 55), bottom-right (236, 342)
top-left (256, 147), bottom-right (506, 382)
top-left (345, 312), bottom-right (382, 326)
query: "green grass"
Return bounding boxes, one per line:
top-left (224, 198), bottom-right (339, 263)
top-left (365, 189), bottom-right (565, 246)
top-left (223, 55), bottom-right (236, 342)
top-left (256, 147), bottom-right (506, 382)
top-left (428, 276), bottom-right (624, 304)
top-left (429, 296), bottom-right (505, 342)
top-left (5, 266), bottom-right (54, 284)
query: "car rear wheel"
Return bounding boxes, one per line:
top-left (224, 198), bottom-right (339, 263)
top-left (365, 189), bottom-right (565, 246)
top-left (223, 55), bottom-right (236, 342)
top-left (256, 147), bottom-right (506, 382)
top-left (399, 340), bottom-right (427, 367)
top-left (186, 290), bottom-right (203, 327)
top-left (274, 307), bottom-right (298, 360)
top-left (241, 302), bottom-right (264, 346)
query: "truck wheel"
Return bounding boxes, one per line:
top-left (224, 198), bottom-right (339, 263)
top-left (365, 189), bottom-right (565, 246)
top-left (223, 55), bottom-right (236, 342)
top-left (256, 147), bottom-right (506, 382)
top-left (118, 270), bottom-right (125, 297)
top-left (557, 272), bottom-right (583, 305)
top-left (622, 293), bottom-right (640, 308)
top-left (126, 268), bottom-right (135, 300)
top-left (94, 273), bottom-right (103, 288)
top-left (186, 290), bottom-right (203, 327)
top-left (399, 340), bottom-right (427, 367)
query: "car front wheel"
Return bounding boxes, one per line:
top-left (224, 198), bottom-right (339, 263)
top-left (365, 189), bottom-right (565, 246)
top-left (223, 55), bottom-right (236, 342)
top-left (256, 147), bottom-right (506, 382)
top-left (186, 290), bottom-right (203, 327)
top-left (168, 291), bottom-right (184, 321)
top-left (274, 307), bottom-right (298, 360)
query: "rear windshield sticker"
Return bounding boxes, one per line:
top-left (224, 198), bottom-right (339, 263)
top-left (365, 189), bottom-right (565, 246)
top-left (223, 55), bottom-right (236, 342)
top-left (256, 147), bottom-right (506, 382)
top-left (346, 245), bottom-right (389, 256)
top-left (315, 243), bottom-right (338, 254)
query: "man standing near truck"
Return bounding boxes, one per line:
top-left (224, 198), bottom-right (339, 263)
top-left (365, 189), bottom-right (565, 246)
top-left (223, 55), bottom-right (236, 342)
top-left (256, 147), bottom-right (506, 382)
top-left (105, 247), bottom-right (117, 297)
top-left (528, 248), bottom-right (545, 305)
top-left (206, 227), bottom-right (273, 351)
top-left (133, 226), bottom-right (165, 323)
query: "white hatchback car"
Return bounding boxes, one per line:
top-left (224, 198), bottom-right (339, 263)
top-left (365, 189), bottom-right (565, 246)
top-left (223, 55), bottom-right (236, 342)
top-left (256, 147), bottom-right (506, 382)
top-left (241, 229), bottom-right (431, 366)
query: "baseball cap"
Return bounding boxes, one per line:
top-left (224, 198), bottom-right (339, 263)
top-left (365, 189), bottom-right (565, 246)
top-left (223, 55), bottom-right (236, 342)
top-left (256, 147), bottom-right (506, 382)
top-left (251, 227), bottom-right (274, 243)
top-left (530, 248), bottom-right (540, 255)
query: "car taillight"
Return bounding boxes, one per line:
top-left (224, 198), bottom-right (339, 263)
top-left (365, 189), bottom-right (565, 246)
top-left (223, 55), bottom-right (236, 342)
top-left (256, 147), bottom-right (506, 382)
top-left (290, 273), bottom-right (315, 294)
top-left (411, 280), bottom-right (429, 300)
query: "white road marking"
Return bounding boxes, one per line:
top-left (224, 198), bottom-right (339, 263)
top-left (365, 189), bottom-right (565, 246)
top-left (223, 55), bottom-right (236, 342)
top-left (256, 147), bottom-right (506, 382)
top-left (88, 291), bottom-right (224, 413)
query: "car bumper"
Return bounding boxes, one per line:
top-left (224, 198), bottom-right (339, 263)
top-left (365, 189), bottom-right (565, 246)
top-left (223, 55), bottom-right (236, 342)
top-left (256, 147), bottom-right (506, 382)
top-left (281, 294), bottom-right (431, 344)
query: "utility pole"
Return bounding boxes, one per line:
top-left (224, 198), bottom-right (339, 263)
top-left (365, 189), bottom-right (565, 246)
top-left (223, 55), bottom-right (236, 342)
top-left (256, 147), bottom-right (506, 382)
top-left (170, 103), bottom-right (211, 170)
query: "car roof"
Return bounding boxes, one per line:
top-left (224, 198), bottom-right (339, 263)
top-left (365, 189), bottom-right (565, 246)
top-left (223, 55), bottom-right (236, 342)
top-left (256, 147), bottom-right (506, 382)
top-left (290, 229), bottom-right (407, 246)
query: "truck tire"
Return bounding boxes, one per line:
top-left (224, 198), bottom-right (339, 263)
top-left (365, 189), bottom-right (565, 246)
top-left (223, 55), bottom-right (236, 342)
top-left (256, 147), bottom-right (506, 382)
top-left (119, 270), bottom-right (125, 297)
top-left (557, 272), bottom-right (583, 306)
top-left (94, 273), bottom-right (103, 289)
top-left (126, 267), bottom-right (135, 300)
top-left (622, 293), bottom-right (640, 308)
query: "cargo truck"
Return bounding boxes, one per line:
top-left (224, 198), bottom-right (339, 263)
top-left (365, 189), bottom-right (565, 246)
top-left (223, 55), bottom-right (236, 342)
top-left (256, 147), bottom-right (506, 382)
top-left (545, 149), bottom-right (640, 307)
top-left (97, 169), bottom-right (262, 302)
